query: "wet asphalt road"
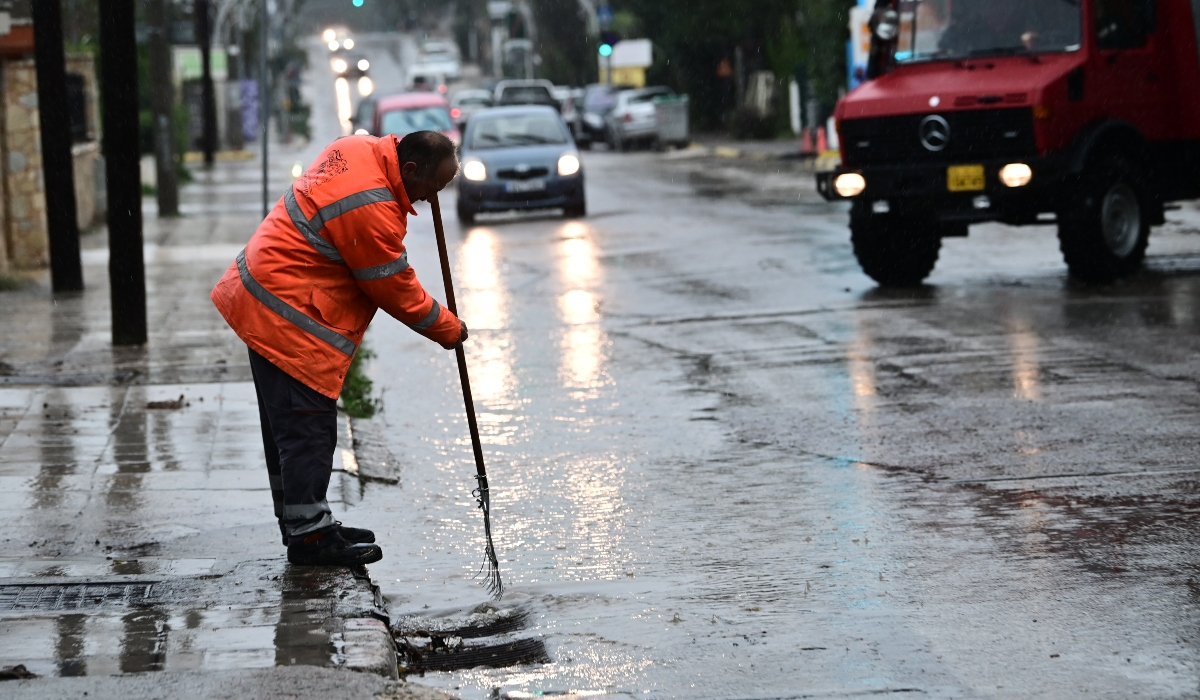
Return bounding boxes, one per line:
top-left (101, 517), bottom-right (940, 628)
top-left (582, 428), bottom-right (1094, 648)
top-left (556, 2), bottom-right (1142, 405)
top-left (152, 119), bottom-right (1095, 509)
top-left (304, 35), bottom-right (1200, 699)
top-left (2, 32), bottom-right (1198, 697)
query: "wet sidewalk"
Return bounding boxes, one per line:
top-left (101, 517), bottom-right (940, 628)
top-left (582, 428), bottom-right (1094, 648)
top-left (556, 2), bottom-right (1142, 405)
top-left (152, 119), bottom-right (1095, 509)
top-left (0, 144), bottom-right (438, 696)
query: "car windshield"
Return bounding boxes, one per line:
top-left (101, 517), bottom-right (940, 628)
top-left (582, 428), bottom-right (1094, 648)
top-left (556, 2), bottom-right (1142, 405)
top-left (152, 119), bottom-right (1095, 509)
top-left (896, 0), bottom-right (1082, 62)
top-left (499, 86), bottom-right (554, 103)
top-left (469, 113), bottom-right (567, 149)
top-left (380, 106), bottom-right (453, 136)
top-left (455, 96), bottom-right (491, 106)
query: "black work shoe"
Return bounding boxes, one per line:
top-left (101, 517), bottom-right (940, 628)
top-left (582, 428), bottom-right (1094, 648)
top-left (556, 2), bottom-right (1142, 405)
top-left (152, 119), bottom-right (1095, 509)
top-left (287, 527), bottom-right (383, 566)
top-left (279, 522), bottom-right (374, 546)
top-left (335, 521), bottom-right (375, 544)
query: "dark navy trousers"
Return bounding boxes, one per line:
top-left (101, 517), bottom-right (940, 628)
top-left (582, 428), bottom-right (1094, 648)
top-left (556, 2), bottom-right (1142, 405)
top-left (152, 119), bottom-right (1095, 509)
top-left (248, 348), bottom-right (337, 538)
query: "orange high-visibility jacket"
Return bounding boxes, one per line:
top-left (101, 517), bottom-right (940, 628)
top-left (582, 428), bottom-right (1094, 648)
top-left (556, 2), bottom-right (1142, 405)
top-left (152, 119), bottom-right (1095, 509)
top-left (211, 134), bottom-right (461, 399)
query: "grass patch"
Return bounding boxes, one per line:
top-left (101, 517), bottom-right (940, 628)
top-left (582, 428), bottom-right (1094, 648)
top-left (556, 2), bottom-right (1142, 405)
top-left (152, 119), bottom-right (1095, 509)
top-left (340, 342), bottom-right (380, 418)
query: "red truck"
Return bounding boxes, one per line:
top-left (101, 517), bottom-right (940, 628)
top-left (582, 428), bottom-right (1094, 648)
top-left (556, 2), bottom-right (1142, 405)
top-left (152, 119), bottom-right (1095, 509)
top-left (816, 0), bottom-right (1200, 285)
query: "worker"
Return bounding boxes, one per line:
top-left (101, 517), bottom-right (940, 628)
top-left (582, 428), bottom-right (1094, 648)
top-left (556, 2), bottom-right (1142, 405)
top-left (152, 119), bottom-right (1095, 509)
top-left (210, 130), bottom-right (467, 566)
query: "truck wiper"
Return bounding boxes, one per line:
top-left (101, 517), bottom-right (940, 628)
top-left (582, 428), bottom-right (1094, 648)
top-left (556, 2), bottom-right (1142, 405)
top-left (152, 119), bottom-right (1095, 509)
top-left (966, 46), bottom-right (1034, 59)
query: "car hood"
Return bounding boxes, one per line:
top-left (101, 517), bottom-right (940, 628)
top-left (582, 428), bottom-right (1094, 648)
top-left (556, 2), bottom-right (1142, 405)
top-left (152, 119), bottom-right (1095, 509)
top-left (462, 143), bottom-right (573, 169)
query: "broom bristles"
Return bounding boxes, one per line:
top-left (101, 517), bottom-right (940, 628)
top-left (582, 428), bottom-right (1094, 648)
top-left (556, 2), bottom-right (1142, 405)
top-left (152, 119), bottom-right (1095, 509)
top-left (474, 476), bottom-right (504, 599)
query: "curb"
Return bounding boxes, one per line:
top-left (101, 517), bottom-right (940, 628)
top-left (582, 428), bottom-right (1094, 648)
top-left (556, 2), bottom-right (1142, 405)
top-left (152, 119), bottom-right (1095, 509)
top-left (332, 412), bottom-right (401, 679)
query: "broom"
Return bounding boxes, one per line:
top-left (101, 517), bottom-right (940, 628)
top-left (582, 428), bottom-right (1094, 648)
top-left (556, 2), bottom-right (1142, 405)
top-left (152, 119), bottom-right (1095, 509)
top-left (429, 193), bottom-right (503, 599)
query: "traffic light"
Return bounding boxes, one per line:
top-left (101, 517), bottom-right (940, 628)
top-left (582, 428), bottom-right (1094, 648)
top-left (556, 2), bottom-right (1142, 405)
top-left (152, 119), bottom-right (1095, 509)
top-left (599, 30), bottom-right (620, 57)
top-left (352, 0), bottom-right (363, 6)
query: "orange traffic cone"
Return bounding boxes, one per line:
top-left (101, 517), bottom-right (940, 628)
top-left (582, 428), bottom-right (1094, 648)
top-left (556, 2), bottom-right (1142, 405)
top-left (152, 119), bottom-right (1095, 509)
top-left (800, 128), bottom-right (815, 155)
top-left (817, 126), bottom-right (829, 153)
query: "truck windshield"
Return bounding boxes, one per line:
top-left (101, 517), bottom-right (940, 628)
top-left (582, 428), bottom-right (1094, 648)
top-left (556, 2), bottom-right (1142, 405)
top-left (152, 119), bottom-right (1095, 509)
top-left (896, 0), bottom-right (1082, 63)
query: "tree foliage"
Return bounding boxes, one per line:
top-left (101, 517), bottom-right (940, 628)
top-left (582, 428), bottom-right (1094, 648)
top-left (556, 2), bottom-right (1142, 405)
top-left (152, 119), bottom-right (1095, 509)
top-left (609, 0), bottom-right (856, 130)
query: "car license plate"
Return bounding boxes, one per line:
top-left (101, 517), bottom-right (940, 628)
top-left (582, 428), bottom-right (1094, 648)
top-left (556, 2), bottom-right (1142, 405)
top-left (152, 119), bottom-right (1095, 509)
top-left (947, 165), bottom-right (985, 192)
top-left (506, 179), bottom-right (546, 193)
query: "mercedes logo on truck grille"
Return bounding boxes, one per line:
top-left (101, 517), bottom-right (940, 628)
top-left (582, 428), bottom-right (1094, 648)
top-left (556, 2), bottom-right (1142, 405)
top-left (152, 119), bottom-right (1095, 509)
top-left (919, 115), bottom-right (951, 152)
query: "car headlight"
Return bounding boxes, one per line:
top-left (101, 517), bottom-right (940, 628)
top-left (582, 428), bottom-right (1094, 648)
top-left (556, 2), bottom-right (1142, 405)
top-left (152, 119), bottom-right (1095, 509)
top-left (462, 160), bottom-right (486, 181)
top-left (834, 172), bottom-right (866, 198)
top-left (584, 114), bottom-right (603, 128)
top-left (331, 58), bottom-right (348, 74)
top-left (558, 153), bottom-right (581, 176)
top-left (999, 163), bottom-right (1032, 188)
top-left (357, 59), bottom-right (370, 71)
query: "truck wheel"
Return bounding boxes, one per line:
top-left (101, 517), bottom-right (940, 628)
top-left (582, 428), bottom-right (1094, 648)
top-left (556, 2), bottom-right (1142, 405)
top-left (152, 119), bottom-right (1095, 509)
top-left (850, 211), bottom-right (942, 287)
top-left (1057, 155), bottom-right (1150, 284)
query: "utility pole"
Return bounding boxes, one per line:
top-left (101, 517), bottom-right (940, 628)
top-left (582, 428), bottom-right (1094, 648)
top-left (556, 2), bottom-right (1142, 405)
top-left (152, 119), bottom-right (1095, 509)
top-left (148, 0), bottom-right (179, 216)
top-left (261, 0), bottom-right (269, 219)
top-left (195, 0), bottom-right (217, 166)
top-left (99, 0), bottom-right (147, 346)
top-left (32, 0), bottom-right (83, 292)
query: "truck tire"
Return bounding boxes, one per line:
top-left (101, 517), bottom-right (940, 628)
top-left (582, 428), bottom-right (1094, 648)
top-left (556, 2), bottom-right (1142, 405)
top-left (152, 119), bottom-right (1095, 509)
top-left (850, 211), bottom-right (942, 287)
top-left (1057, 155), bottom-right (1150, 284)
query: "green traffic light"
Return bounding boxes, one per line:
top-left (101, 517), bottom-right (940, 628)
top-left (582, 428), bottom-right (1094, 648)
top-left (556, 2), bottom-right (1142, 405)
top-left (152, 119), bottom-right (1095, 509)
top-left (353, 0), bottom-right (363, 6)
top-left (599, 44), bottom-right (613, 57)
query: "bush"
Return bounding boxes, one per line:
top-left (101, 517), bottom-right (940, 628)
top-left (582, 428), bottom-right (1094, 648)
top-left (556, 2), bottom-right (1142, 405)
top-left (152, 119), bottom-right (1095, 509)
top-left (340, 343), bottom-right (379, 418)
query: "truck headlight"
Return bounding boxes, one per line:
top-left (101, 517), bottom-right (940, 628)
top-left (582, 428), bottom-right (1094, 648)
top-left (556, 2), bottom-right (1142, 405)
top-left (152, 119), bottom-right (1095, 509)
top-left (558, 153), bottom-right (581, 176)
top-left (834, 173), bottom-right (866, 198)
top-left (999, 163), bottom-right (1032, 188)
top-left (462, 160), bottom-right (487, 181)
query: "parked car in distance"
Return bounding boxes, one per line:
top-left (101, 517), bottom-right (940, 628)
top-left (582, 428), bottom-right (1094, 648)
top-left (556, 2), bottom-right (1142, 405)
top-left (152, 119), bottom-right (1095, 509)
top-left (456, 105), bottom-right (585, 224)
top-left (418, 39), bottom-right (459, 59)
top-left (370, 93), bottom-right (460, 146)
top-left (416, 51), bottom-right (461, 82)
top-left (407, 67), bottom-right (448, 93)
top-left (449, 89), bottom-right (493, 129)
top-left (606, 86), bottom-right (675, 151)
top-left (493, 79), bottom-right (559, 108)
top-left (560, 87), bottom-right (586, 142)
top-left (577, 83), bottom-right (629, 149)
top-left (351, 95), bottom-right (376, 134)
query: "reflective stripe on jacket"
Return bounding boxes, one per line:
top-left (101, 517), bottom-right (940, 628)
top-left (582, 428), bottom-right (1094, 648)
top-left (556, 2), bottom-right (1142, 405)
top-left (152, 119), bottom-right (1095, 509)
top-left (211, 134), bottom-right (461, 399)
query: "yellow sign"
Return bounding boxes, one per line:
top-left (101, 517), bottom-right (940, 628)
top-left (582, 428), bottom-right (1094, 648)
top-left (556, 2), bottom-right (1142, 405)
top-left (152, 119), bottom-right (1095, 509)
top-left (600, 65), bottom-right (646, 88)
top-left (947, 164), bottom-right (985, 192)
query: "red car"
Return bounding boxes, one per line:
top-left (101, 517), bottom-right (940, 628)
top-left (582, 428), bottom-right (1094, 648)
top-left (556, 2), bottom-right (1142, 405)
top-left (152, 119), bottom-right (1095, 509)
top-left (369, 93), bottom-right (460, 146)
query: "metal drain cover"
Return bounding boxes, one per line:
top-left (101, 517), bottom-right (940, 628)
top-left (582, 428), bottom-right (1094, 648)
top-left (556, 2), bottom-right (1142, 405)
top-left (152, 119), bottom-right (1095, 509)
top-left (0, 582), bottom-right (159, 611)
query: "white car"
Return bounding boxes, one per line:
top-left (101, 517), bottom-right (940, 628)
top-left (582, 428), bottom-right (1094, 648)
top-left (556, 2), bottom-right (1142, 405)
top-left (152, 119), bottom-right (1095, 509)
top-left (416, 46), bottom-right (461, 82)
top-left (605, 86), bottom-right (674, 151)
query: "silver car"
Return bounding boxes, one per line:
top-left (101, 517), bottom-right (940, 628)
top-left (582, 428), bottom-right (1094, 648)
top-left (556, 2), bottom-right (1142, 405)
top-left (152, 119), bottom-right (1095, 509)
top-left (605, 86), bottom-right (675, 151)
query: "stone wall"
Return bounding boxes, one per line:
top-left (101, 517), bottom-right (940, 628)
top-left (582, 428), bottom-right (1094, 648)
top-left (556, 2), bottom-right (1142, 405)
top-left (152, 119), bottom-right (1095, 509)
top-left (0, 54), bottom-right (103, 271)
top-left (4, 58), bottom-right (48, 269)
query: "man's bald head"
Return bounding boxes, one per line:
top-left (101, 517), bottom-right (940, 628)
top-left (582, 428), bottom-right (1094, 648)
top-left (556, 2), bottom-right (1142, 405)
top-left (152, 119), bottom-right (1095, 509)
top-left (398, 131), bottom-right (459, 202)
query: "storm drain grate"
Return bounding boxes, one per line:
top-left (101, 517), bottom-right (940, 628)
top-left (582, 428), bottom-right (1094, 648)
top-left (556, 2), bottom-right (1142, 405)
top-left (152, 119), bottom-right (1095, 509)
top-left (0, 582), bottom-right (159, 611)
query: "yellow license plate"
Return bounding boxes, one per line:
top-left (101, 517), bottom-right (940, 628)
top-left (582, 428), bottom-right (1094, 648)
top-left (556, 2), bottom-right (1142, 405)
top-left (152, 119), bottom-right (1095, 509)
top-left (947, 164), bottom-right (985, 192)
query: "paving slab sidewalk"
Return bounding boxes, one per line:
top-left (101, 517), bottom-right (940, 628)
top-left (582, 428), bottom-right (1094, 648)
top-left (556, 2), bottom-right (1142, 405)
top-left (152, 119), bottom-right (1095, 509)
top-left (0, 145), bottom-right (440, 696)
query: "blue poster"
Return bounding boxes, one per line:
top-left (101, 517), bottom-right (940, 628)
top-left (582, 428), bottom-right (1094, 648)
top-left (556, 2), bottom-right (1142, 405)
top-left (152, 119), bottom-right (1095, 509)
top-left (241, 80), bottom-right (259, 143)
